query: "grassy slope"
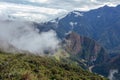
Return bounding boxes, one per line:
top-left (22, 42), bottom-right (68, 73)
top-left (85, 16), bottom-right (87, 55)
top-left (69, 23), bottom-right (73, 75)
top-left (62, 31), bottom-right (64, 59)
top-left (0, 52), bottom-right (108, 80)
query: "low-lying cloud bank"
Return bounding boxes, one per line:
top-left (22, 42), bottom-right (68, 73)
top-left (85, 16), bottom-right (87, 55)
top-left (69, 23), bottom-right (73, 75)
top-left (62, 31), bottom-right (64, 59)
top-left (108, 69), bottom-right (118, 80)
top-left (0, 19), bottom-right (60, 55)
top-left (0, 0), bottom-right (120, 22)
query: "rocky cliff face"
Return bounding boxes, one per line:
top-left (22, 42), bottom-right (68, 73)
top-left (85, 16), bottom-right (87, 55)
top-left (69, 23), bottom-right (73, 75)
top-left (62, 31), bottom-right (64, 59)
top-left (64, 32), bottom-right (108, 65)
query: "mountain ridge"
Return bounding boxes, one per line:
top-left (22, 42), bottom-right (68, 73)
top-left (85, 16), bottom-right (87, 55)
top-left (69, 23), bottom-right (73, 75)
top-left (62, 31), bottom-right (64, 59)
top-left (43, 5), bottom-right (120, 54)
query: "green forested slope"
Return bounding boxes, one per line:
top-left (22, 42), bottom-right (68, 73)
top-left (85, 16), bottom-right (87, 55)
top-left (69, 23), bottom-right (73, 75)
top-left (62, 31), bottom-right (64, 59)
top-left (0, 52), bottom-right (108, 80)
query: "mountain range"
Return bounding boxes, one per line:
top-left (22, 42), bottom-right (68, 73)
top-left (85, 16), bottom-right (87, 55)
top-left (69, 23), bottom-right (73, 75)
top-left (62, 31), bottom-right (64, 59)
top-left (37, 5), bottom-right (120, 55)
top-left (35, 5), bottom-right (120, 79)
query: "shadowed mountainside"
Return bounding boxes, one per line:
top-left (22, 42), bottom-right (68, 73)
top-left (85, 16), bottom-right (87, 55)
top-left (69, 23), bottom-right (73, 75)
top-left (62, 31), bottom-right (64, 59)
top-left (63, 32), bottom-right (108, 67)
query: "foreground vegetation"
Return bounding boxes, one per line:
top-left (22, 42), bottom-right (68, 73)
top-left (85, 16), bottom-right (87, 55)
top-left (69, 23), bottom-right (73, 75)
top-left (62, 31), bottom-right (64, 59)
top-left (0, 52), bottom-right (108, 80)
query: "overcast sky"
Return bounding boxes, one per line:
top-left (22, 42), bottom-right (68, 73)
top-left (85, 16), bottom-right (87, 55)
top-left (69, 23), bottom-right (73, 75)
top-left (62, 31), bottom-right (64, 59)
top-left (0, 0), bottom-right (120, 22)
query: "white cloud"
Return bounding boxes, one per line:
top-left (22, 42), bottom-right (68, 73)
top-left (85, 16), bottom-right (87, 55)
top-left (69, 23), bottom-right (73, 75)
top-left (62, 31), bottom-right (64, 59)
top-left (0, 20), bottom-right (60, 54)
top-left (29, 0), bottom-right (49, 3)
top-left (0, 0), bottom-right (120, 22)
top-left (108, 69), bottom-right (118, 80)
top-left (0, 2), bottom-right (67, 22)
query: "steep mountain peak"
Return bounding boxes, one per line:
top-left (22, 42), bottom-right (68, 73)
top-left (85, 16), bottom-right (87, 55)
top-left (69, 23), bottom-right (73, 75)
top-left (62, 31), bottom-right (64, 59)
top-left (102, 5), bottom-right (110, 8)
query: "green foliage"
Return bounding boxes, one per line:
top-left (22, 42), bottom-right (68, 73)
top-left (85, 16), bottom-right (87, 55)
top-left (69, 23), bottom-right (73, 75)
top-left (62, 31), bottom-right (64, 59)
top-left (0, 52), bottom-right (108, 80)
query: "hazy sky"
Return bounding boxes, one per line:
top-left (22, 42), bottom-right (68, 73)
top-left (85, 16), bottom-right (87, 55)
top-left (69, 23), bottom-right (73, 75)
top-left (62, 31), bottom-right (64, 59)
top-left (0, 0), bottom-right (120, 22)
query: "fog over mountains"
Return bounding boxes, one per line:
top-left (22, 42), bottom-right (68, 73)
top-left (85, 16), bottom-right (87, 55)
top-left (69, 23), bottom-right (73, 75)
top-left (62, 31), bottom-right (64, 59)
top-left (0, 20), bottom-right (60, 54)
top-left (0, 0), bottom-right (120, 80)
